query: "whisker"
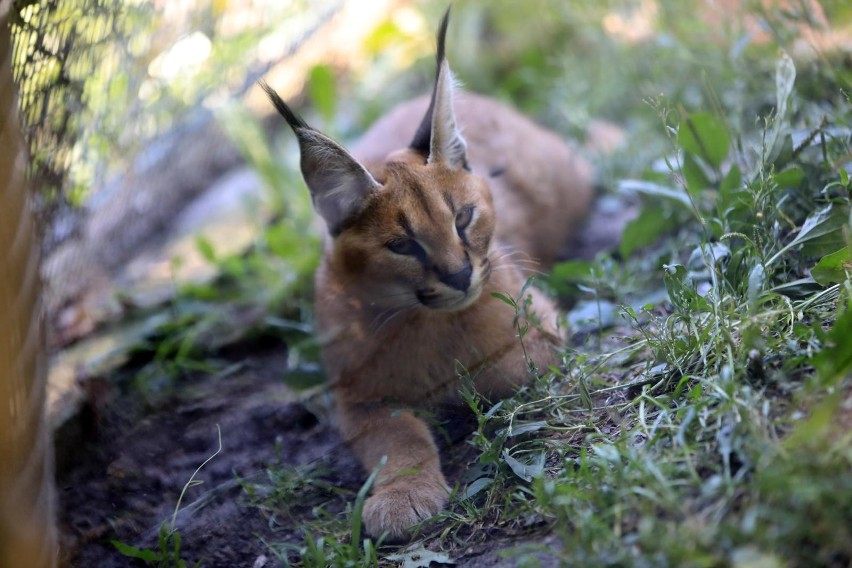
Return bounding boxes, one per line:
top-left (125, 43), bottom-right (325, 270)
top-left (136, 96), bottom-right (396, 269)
top-left (372, 300), bottom-right (419, 334)
top-left (491, 265), bottom-right (546, 276)
top-left (370, 290), bottom-right (416, 302)
top-left (510, 259), bottom-right (541, 266)
top-left (370, 306), bottom-right (398, 331)
top-left (489, 246), bottom-right (539, 266)
top-left (489, 251), bottom-right (542, 270)
top-left (490, 250), bottom-right (525, 261)
top-left (374, 309), bottom-right (403, 335)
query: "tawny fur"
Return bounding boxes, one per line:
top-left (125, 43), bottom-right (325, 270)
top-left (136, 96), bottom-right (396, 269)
top-left (354, 93), bottom-right (594, 267)
top-left (263, 12), bottom-right (593, 541)
top-left (319, 100), bottom-right (592, 538)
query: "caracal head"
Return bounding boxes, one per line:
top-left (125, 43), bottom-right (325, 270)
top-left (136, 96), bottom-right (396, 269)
top-left (262, 10), bottom-right (496, 312)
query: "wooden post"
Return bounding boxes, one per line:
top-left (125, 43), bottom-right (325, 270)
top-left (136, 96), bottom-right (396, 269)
top-left (0, 4), bottom-right (59, 567)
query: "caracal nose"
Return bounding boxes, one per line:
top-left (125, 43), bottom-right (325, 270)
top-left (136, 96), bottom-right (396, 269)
top-left (438, 261), bottom-right (473, 292)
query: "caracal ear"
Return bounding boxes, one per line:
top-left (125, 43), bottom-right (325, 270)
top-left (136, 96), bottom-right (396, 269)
top-left (259, 81), bottom-right (380, 235)
top-left (427, 59), bottom-right (468, 170)
top-left (409, 7), bottom-right (469, 171)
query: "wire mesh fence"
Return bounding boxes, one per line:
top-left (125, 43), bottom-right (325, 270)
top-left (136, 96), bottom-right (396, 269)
top-left (9, 0), bottom-right (147, 252)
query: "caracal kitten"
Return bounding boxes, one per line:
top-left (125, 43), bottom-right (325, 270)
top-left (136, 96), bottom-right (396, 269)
top-left (261, 9), bottom-right (593, 540)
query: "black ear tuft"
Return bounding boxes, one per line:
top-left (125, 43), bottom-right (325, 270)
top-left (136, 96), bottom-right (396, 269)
top-left (434, 6), bottom-right (450, 68)
top-left (259, 80), bottom-right (380, 235)
top-left (258, 80), bottom-right (310, 132)
top-left (409, 6), bottom-right (451, 155)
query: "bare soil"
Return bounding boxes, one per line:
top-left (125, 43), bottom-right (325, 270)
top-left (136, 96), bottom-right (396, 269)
top-left (56, 345), bottom-right (555, 567)
top-left (57, 347), bottom-right (361, 567)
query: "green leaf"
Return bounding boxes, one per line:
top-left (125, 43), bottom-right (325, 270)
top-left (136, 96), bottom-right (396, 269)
top-left (678, 112), bottom-right (730, 169)
top-left (663, 264), bottom-right (709, 312)
top-left (619, 179), bottom-right (691, 208)
top-left (501, 449), bottom-right (544, 482)
top-left (591, 443), bottom-right (621, 464)
top-left (814, 302), bottom-right (852, 387)
top-left (491, 291), bottom-right (516, 307)
top-left (195, 235), bottom-right (216, 263)
top-left (265, 223), bottom-right (303, 260)
top-left (800, 205), bottom-right (851, 257)
top-left (811, 247), bottom-right (852, 285)
top-left (719, 164), bottom-right (743, 207)
top-left (173, 531), bottom-right (183, 566)
top-left (800, 205), bottom-right (847, 242)
top-left (768, 204), bottom-right (851, 264)
top-left (620, 205), bottom-right (668, 258)
top-left (460, 477), bottom-right (493, 500)
top-left (770, 277), bottom-right (823, 299)
top-left (484, 400), bottom-right (504, 419)
top-left (363, 19), bottom-right (405, 54)
top-left (775, 51), bottom-right (796, 124)
top-left (770, 134), bottom-right (795, 168)
top-left (773, 166), bottom-right (805, 189)
top-left (308, 64), bottom-right (337, 124)
top-left (747, 263), bottom-right (766, 308)
top-left (766, 53), bottom-right (796, 162)
top-left (549, 259), bottom-right (595, 296)
top-left (551, 260), bottom-right (595, 282)
top-left (507, 420), bottom-right (549, 437)
top-left (682, 153), bottom-right (711, 195)
top-left (112, 540), bottom-right (159, 562)
top-left (687, 242), bottom-right (731, 272)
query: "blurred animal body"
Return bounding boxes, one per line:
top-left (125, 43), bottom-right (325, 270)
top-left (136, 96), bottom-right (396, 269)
top-left (262, 9), bottom-right (593, 540)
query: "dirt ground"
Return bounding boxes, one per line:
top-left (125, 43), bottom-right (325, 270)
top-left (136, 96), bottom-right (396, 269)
top-left (56, 347), bottom-right (357, 567)
top-left (56, 343), bottom-right (563, 567)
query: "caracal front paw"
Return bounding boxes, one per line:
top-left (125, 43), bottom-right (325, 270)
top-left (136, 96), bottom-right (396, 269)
top-left (363, 479), bottom-right (449, 541)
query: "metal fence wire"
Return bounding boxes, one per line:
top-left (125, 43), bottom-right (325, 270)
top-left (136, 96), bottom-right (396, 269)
top-left (9, 0), bottom-right (138, 252)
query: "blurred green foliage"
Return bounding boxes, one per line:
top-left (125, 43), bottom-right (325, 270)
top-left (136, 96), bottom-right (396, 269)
top-left (10, 0), bottom-right (315, 237)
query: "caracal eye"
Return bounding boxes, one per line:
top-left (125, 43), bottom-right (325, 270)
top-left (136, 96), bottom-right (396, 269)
top-left (386, 238), bottom-right (425, 257)
top-left (455, 206), bottom-right (474, 232)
